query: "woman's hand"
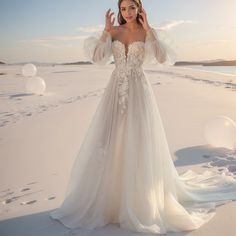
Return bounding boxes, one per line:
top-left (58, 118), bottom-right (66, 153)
top-left (104, 8), bottom-right (115, 32)
top-left (138, 7), bottom-right (151, 32)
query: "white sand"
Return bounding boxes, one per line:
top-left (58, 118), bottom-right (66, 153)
top-left (0, 64), bottom-right (236, 235)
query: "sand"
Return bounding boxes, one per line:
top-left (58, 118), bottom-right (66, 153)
top-left (0, 64), bottom-right (236, 236)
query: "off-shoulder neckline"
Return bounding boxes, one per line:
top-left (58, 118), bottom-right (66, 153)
top-left (112, 40), bottom-right (145, 47)
top-left (112, 40), bottom-right (145, 62)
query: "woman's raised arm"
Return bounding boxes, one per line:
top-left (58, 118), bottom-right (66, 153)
top-left (83, 9), bottom-right (115, 65)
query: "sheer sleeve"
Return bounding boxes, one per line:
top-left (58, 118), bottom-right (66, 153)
top-left (144, 27), bottom-right (177, 66)
top-left (83, 30), bottom-right (113, 65)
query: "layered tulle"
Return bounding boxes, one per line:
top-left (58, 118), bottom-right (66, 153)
top-left (50, 26), bottom-right (236, 234)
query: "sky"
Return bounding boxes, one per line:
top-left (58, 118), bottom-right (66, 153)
top-left (1, 0), bottom-right (236, 63)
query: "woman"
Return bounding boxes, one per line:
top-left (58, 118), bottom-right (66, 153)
top-left (50, 0), bottom-right (236, 234)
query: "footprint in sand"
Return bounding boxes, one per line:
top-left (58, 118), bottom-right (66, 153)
top-left (202, 154), bottom-right (211, 158)
top-left (2, 199), bottom-right (14, 204)
top-left (20, 200), bottom-right (37, 205)
top-left (27, 181), bottom-right (38, 185)
top-left (45, 196), bottom-right (56, 200)
top-left (2, 195), bottom-right (19, 204)
top-left (152, 82), bottom-right (161, 85)
top-left (20, 187), bottom-right (31, 192)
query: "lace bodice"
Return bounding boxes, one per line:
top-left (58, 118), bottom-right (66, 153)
top-left (111, 40), bottom-right (145, 68)
top-left (110, 40), bottom-right (146, 115)
top-left (83, 28), bottom-right (177, 115)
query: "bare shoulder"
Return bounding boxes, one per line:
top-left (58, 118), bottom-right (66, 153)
top-left (109, 26), bottom-right (123, 40)
top-left (110, 25), bottom-right (122, 35)
top-left (110, 25), bottom-right (146, 41)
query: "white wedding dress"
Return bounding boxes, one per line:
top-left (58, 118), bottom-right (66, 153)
top-left (50, 28), bottom-right (236, 234)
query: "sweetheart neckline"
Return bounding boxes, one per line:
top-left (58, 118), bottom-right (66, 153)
top-left (112, 39), bottom-right (145, 48)
top-left (112, 40), bottom-right (145, 62)
top-left (112, 40), bottom-right (145, 47)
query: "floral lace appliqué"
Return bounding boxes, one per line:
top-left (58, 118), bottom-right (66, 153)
top-left (111, 40), bottom-right (146, 115)
top-left (117, 66), bottom-right (133, 114)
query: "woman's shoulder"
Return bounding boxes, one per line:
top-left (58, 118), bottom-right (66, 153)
top-left (109, 26), bottom-right (123, 39)
top-left (110, 24), bottom-right (145, 36)
top-left (110, 25), bottom-right (122, 34)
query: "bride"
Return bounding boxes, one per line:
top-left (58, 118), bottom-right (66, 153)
top-left (50, 0), bottom-right (236, 234)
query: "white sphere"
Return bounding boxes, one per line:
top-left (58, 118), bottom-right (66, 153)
top-left (22, 63), bottom-right (37, 77)
top-left (204, 115), bottom-right (236, 150)
top-left (25, 76), bottom-right (46, 95)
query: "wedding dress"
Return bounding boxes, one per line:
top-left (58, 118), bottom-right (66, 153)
top-left (50, 28), bottom-right (236, 234)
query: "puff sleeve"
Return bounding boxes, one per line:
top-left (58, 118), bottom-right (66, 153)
top-left (144, 27), bottom-right (177, 66)
top-left (83, 30), bottom-right (113, 65)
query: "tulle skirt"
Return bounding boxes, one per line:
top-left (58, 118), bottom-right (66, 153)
top-left (50, 67), bottom-right (236, 234)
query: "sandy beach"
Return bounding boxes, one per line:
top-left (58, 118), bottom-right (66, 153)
top-left (1, 64), bottom-right (236, 236)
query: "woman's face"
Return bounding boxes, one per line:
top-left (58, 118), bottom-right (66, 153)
top-left (120, 0), bottom-right (139, 23)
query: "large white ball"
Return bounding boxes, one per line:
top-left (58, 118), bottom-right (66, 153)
top-left (22, 63), bottom-right (37, 77)
top-left (204, 115), bottom-right (236, 150)
top-left (25, 76), bottom-right (46, 95)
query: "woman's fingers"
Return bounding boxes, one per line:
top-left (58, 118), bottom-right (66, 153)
top-left (141, 6), bottom-right (147, 14)
top-left (139, 12), bottom-right (147, 22)
top-left (105, 8), bottom-right (115, 29)
top-left (106, 9), bottom-right (113, 17)
top-left (139, 17), bottom-right (144, 25)
top-left (108, 11), bottom-right (114, 25)
top-left (106, 9), bottom-right (111, 17)
top-left (109, 12), bottom-right (114, 19)
top-left (111, 17), bottom-right (115, 25)
top-left (140, 7), bottom-right (147, 19)
top-left (139, 12), bottom-right (143, 16)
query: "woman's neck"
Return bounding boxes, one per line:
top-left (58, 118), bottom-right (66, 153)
top-left (124, 21), bottom-right (141, 31)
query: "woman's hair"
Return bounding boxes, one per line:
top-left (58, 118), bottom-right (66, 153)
top-left (117, 0), bottom-right (143, 25)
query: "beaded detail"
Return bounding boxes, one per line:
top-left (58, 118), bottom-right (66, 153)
top-left (111, 41), bottom-right (146, 114)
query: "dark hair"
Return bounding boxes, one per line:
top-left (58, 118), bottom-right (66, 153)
top-left (117, 0), bottom-right (143, 25)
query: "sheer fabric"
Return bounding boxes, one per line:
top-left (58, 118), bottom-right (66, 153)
top-left (83, 27), bottom-right (177, 66)
top-left (144, 28), bottom-right (177, 65)
top-left (50, 27), bottom-right (236, 234)
top-left (83, 30), bottom-right (113, 66)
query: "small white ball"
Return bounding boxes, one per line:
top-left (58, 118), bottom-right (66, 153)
top-left (22, 63), bottom-right (37, 77)
top-left (25, 76), bottom-right (46, 95)
top-left (204, 115), bottom-right (236, 150)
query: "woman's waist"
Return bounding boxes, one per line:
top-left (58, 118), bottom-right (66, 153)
top-left (112, 64), bottom-right (144, 78)
top-left (114, 63), bottom-right (143, 71)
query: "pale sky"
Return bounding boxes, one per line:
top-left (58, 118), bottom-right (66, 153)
top-left (1, 0), bottom-right (236, 63)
